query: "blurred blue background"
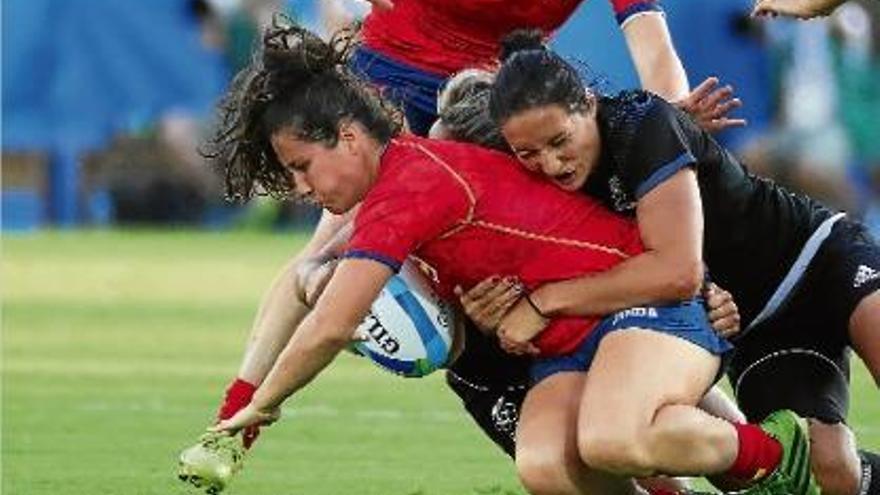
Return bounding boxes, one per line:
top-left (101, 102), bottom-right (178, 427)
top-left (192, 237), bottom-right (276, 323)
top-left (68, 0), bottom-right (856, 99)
top-left (3, 0), bottom-right (879, 232)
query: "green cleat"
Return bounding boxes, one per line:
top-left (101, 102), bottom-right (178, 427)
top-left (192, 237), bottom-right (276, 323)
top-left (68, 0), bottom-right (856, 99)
top-left (177, 432), bottom-right (246, 494)
top-left (742, 410), bottom-right (821, 495)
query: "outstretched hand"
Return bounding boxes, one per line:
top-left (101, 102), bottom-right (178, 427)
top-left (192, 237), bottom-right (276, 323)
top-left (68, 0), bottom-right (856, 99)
top-left (675, 77), bottom-right (747, 133)
top-left (752, 0), bottom-right (845, 19)
top-left (213, 403), bottom-right (281, 435)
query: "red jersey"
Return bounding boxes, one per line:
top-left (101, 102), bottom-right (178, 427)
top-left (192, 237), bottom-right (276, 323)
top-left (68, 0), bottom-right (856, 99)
top-left (345, 136), bottom-right (643, 356)
top-left (362, 0), bottom-right (662, 75)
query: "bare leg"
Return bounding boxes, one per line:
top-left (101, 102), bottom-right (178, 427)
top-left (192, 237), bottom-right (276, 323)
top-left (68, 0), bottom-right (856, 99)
top-left (809, 420), bottom-right (862, 495)
top-left (578, 329), bottom-right (738, 477)
top-left (517, 372), bottom-right (643, 495)
top-left (849, 290), bottom-right (880, 386)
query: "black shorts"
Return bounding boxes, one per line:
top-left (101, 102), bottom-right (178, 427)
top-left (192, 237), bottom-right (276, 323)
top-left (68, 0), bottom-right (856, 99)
top-left (445, 321), bottom-right (531, 458)
top-left (729, 218), bottom-right (880, 424)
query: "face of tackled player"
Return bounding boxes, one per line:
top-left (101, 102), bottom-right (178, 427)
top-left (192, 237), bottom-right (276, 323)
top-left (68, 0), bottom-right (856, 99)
top-left (271, 123), bottom-right (381, 214)
top-left (501, 103), bottom-right (600, 192)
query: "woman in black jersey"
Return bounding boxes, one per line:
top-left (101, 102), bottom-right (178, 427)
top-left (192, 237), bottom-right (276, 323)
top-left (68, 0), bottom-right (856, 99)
top-left (436, 33), bottom-right (880, 495)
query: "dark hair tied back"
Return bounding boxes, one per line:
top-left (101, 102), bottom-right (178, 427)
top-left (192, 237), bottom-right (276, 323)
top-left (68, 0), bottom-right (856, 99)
top-left (499, 29), bottom-right (548, 62)
top-left (490, 29), bottom-right (594, 126)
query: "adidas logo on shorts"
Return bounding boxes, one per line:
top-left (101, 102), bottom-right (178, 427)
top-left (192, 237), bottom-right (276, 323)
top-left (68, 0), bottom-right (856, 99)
top-left (853, 265), bottom-right (880, 288)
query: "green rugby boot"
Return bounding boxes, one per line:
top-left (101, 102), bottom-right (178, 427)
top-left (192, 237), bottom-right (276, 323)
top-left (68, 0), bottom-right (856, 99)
top-left (742, 409), bottom-right (821, 495)
top-left (178, 432), bottom-right (245, 494)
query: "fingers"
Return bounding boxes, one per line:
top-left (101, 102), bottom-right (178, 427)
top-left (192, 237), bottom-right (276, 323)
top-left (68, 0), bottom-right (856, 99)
top-left (212, 419), bottom-right (241, 435)
top-left (752, 0), bottom-right (796, 18)
top-left (706, 284), bottom-right (741, 337)
top-left (456, 277), bottom-right (522, 332)
top-left (708, 97), bottom-right (743, 120)
top-left (703, 116), bottom-right (749, 133)
top-left (751, 0), bottom-right (832, 19)
top-left (368, 0), bottom-right (395, 10)
top-left (459, 276), bottom-right (506, 301)
top-left (680, 77), bottom-right (720, 110)
top-left (685, 80), bottom-right (747, 132)
top-left (702, 84), bottom-right (735, 112)
top-left (498, 332), bottom-right (540, 356)
top-left (350, 328), bottom-right (369, 343)
top-left (211, 405), bottom-right (280, 435)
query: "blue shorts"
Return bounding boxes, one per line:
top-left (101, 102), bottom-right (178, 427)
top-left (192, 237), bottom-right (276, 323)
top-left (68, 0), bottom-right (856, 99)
top-left (350, 47), bottom-right (446, 136)
top-left (530, 298), bottom-right (733, 384)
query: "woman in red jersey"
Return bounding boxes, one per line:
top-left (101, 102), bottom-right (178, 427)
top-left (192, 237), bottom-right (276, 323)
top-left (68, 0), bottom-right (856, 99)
top-left (211, 0), bottom-right (746, 460)
top-left (210, 23), bottom-right (816, 495)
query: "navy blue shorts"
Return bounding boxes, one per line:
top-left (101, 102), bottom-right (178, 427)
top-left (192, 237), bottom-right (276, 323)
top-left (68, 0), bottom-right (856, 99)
top-left (350, 47), bottom-right (446, 137)
top-left (530, 298), bottom-right (733, 384)
top-left (730, 218), bottom-right (880, 423)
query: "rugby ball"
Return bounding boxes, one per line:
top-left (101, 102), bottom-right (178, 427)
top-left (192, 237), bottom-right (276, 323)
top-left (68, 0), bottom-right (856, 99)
top-left (350, 261), bottom-right (461, 378)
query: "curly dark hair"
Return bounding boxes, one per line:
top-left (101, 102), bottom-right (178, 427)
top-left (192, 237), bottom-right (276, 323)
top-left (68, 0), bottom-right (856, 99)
top-left (203, 16), bottom-right (403, 202)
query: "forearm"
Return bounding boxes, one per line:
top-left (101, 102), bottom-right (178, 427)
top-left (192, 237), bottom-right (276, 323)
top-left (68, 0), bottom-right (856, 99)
top-left (534, 250), bottom-right (703, 317)
top-left (236, 211), bottom-right (354, 384)
top-left (237, 257), bottom-right (310, 384)
top-left (635, 46), bottom-right (689, 102)
top-left (251, 259), bottom-right (391, 410)
top-left (251, 311), bottom-right (350, 410)
top-left (624, 13), bottom-right (690, 101)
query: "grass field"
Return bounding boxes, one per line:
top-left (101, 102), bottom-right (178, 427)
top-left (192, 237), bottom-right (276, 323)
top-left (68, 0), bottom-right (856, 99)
top-left (3, 230), bottom-right (878, 495)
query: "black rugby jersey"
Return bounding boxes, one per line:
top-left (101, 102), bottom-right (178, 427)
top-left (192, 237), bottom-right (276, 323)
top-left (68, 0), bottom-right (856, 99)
top-left (583, 90), bottom-right (836, 326)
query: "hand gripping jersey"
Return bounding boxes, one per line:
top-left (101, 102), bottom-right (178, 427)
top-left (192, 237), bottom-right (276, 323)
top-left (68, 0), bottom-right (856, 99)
top-left (345, 136), bottom-right (643, 356)
top-left (362, 0), bottom-right (662, 75)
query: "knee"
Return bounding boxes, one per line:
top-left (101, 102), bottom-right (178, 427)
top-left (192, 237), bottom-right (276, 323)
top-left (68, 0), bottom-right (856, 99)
top-left (810, 421), bottom-right (861, 495)
top-left (578, 426), bottom-right (652, 477)
top-left (515, 447), bottom-right (575, 495)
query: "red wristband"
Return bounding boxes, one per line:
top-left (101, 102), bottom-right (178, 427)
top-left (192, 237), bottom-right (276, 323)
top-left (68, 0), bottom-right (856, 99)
top-left (217, 378), bottom-right (257, 420)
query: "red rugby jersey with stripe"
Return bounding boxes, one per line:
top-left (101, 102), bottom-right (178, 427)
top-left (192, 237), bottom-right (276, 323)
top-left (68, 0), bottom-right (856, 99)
top-left (345, 136), bottom-right (643, 356)
top-left (362, 0), bottom-right (662, 75)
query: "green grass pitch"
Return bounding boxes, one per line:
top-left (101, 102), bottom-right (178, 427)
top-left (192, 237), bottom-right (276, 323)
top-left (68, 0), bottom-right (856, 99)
top-left (3, 230), bottom-right (878, 495)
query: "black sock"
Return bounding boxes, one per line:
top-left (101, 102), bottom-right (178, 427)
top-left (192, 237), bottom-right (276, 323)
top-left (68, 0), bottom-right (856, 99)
top-left (859, 450), bottom-right (880, 495)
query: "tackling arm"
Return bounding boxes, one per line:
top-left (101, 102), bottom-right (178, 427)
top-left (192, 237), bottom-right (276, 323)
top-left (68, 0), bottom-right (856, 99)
top-left (532, 168), bottom-right (704, 316)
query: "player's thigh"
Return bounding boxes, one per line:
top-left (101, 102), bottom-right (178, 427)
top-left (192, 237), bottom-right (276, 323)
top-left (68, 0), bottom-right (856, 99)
top-left (516, 371), bottom-right (584, 471)
top-left (849, 289), bottom-right (880, 385)
top-left (517, 372), bottom-right (638, 495)
top-left (579, 328), bottom-right (720, 435)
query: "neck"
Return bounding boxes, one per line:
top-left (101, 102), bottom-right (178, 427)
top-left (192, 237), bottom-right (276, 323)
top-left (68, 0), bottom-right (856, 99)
top-left (364, 137), bottom-right (389, 186)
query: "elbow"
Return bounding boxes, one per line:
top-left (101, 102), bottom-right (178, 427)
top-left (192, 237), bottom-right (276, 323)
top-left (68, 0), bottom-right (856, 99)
top-left (320, 326), bottom-right (355, 352)
top-left (305, 313), bottom-right (355, 353)
top-left (664, 260), bottom-right (704, 300)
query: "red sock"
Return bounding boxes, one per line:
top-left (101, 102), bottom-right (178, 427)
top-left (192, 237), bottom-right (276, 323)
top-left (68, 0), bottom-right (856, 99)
top-left (724, 422), bottom-right (783, 482)
top-left (217, 378), bottom-right (257, 420)
top-left (217, 378), bottom-right (260, 449)
top-left (647, 488), bottom-right (679, 495)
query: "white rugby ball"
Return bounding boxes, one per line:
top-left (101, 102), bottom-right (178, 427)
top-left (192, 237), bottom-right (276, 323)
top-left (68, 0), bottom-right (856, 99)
top-left (350, 261), bottom-right (461, 378)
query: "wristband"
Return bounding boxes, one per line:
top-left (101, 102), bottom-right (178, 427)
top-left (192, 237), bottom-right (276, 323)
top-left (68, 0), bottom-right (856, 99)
top-left (524, 292), bottom-right (549, 319)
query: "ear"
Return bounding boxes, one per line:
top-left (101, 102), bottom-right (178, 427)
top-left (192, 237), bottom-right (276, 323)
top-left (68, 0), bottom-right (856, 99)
top-left (337, 121), bottom-right (358, 148)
